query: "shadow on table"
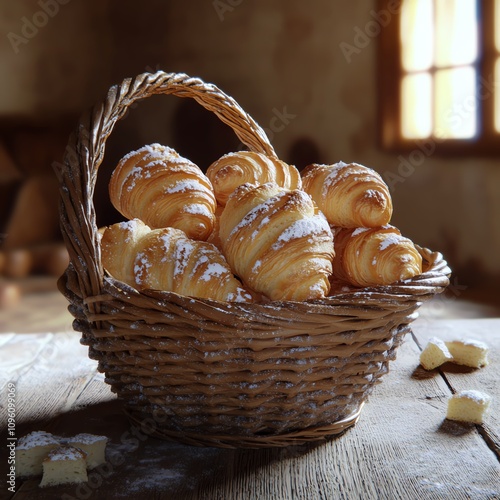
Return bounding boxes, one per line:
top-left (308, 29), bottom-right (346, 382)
top-left (436, 418), bottom-right (477, 437)
top-left (1, 397), bottom-right (334, 499)
top-left (410, 362), bottom-right (477, 381)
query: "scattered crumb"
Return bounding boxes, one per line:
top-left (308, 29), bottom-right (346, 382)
top-left (445, 339), bottom-right (489, 368)
top-left (40, 445), bottom-right (88, 488)
top-left (16, 430), bottom-right (109, 481)
top-left (16, 431), bottom-right (61, 477)
top-left (420, 337), bottom-right (453, 370)
top-left (446, 390), bottom-right (491, 424)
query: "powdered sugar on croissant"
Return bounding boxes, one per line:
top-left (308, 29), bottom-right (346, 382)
top-left (206, 151), bottom-right (302, 206)
top-left (100, 219), bottom-right (252, 302)
top-left (219, 182), bottom-right (334, 301)
top-left (301, 162), bottom-right (393, 228)
top-left (109, 144), bottom-right (216, 240)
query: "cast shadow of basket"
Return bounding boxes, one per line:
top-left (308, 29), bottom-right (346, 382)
top-left (2, 396), bottom-right (334, 498)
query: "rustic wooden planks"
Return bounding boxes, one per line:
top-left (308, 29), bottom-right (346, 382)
top-left (413, 318), bottom-right (500, 462)
top-left (1, 319), bottom-right (499, 499)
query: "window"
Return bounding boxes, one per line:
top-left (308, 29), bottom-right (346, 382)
top-left (377, 0), bottom-right (500, 155)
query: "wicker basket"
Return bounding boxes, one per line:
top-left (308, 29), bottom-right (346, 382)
top-left (55, 71), bottom-right (450, 448)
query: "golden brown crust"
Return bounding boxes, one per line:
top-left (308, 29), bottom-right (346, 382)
top-left (219, 182), bottom-right (334, 301)
top-left (301, 162), bottom-right (393, 228)
top-left (332, 226), bottom-right (422, 287)
top-left (206, 151), bottom-right (302, 206)
top-left (206, 204), bottom-right (224, 251)
top-left (99, 218), bottom-right (151, 287)
top-left (109, 144), bottom-right (216, 240)
top-left (100, 219), bottom-right (252, 302)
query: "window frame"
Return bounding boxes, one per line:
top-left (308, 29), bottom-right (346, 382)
top-left (377, 0), bottom-right (500, 156)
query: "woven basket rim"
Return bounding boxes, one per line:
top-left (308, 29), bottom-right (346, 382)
top-left (72, 244), bottom-right (449, 313)
top-left (123, 402), bottom-right (366, 449)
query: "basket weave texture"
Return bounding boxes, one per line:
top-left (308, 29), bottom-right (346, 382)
top-left (55, 71), bottom-right (451, 448)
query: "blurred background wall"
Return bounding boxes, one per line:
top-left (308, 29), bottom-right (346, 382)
top-left (0, 0), bottom-right (498, 303)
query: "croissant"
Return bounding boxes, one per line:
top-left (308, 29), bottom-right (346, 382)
top-left (332, 225), bottom-right (422, 287)
top-left (109, 144), bottom-right (216, 240)
top-left (98, 218), bottom-right (150, 287)
top-left (301, 162), bottom-right (393, 228)
top-left (100, 218), bottom-right (253, 302)
top-left (206, 204), bottom-right (224, 252)
top-left (219, 182), bottom-right (334, 301)
top-left (206, 151), bottom-right (302, 206)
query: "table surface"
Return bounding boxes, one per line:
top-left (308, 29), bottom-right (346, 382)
top-left (1, 317), bottom-right (499, 500)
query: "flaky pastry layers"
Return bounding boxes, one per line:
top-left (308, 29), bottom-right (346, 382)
top-left (206, 151), bottom-right (302, 205)
top-left (100, 219), bottom-right (252, 302)
top-left (301, 161), bottom-right (393, 228)
top-left (219, 182), bottom-right (334, 301)
top-left (332, 226), bottom-right (422, 287)
top-left (109, 144), bottom-right (216, 240)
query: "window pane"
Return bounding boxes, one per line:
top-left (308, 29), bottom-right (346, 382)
top-left (401, 0), bottom-right (434, 71)
top-left (496, 59), bottom-right (500, 132)
top-left (496, 0), bottom-right (500, 52)
top-left (434, 67), bottom-right (477, 139)
top-left (435, 0), bottom-right (478, 67)
top-left (401, 73), bottom-right (432, 139)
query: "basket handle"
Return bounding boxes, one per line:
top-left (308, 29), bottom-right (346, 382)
top-left (54, 71), bottom-right (277, 302)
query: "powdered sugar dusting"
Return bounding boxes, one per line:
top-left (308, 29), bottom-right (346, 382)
top-left (134, 252), bottom-right (152, 285)
top-left (252, 260), bottom-right (262, 273)
top-left (139, 144), bottom-right (188, 166)
top-left (118, 144), bottom-right (200, 194)
top-left (109, 440), bottom-right (221, 497)
top-left (351, 227), bottom-right (370, 236)
top-left (427, 337), bottom-right (449, 350)
top-left (17, 431), bottom-right (59, 450)
top-left (323, 167), bottom-right (341, 186)
top-left (46, 445), bottom-right (86, 462)
top-left (228, 287), bottom-right (253, 302)
top-left (200, 262), bottom-right (226, 281)
top-left (379, 234), bottom-right (401, 250)
top-left (143, 143), bottom-right (177, 158)
top-left (159, 232), bottom-right (177, 260)
top-left (117, 219), bottom-right (146, 243)
top-left (309, 281), bottom-right (326, 293)
top-left (183, 204), bottom-right (212, 216)
top-left (69, 433), bottom-right (108, 445)
top-left (117, 143), bottom-right (163, 165)
top-left (124, 165), bottom-right (148, 191)
top-left (119, 219), bottom-right (142, 232)
top-left (173, 240), bottom-right (195, 278)
top-left (334, 160), bottom-right (348, 168)
top-left (272, 215), bottom-right (331, 250)
top-left (227, 191), bottom-right (287, 240)
top-left (123, 468), bottom-right (184, 495)
top-left (321, 162), bottom-right (352, 192)
top-left (454, 390), bottom-right (491, 405)
top-left (450, 339), bottom-right (489, 349)
top-left (165, 180), bottom-right (207, 194)
top-left (364, 188), bottom-right (383, 200)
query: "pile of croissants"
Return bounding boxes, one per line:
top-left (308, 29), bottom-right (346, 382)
top-left (99, 144), bottom-right (422, 303)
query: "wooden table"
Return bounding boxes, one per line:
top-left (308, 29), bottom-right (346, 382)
top-left (1, 318), bottom-right (499, 499)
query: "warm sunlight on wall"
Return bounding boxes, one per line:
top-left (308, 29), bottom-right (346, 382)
top-left (495, 0), bottom-right (500, 133)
